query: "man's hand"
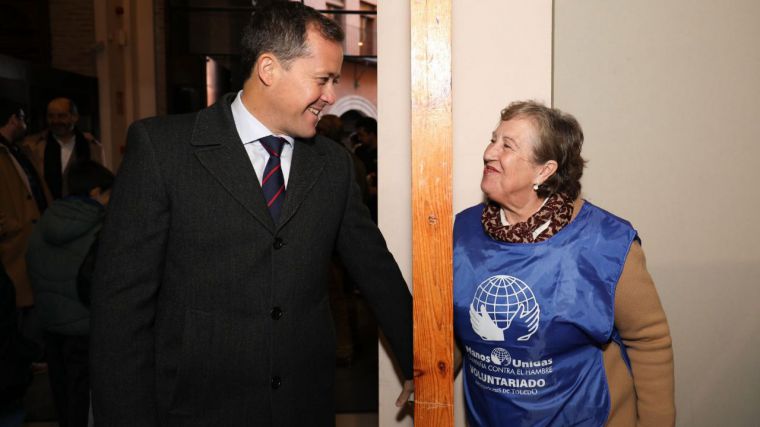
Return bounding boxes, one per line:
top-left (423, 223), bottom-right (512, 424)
top-left (395, 379), bottom-right (414, 407)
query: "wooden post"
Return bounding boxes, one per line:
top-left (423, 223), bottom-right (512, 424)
top-left (411, 0), bottom-right (453, 425)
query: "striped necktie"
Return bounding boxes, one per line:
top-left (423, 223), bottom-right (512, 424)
top-left (259, 135), bottom-right (287, 220)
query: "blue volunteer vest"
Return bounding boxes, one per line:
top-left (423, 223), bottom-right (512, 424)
top-left (454, 201), bottom-right (637, 427)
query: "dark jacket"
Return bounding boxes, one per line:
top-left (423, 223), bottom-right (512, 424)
top-left (27, 197), bottom-right (104, 335)
top-left (90, 93), bottom-right (413, 427)
top-left (22, 129), bottom-right (105, 200)
top-left (0, 264), bottom-right (42, 408)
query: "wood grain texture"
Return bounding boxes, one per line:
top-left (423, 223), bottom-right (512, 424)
top-left (411, 0), bottom-right (453, 425)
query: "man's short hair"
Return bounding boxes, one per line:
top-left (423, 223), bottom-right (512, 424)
top-left (0, 99), bottom-right (25, 126)
top-left (67, 160), bottom-right (115, 197)
top-left (240, 1), bottom-right (344, 79)
top-left (356, 117), bottom-right (377, 136)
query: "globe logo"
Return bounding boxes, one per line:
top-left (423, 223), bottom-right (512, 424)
top-left (491, 348), bottom-right (511, 366)
top-left (470, 275), bottom-right (540, 342)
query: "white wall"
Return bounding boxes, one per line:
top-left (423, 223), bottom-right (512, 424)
top-left (377, 2), bottom-right (413, 426)
top-left (553, 1), bottom-right (760, 425)
top-left (452, 1), bottom-right (553, 212)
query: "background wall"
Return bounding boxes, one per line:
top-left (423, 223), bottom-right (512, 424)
top-left (553, 1), bottom-right (760, 425)
top-left (50, 0), bottom-right (96, 77)
top-left (377, 2), bottom-right (413, 425)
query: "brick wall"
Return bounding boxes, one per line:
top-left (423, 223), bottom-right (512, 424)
top-left (49, 0), bottom-right (96, 77)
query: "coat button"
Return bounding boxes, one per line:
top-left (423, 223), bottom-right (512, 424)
top-left (273, 238), bottom-right (284, 249)
top-left (271, 376), bottom-right (281, 389)
top-left (270, 307), bottom-right (283, 320)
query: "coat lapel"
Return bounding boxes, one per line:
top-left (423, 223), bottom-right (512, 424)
top-left (277, 137), bottom-right (326, 229)
top-left (191, 94), bottom-right (276, 233)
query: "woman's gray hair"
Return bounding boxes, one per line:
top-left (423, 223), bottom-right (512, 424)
top-left (500, 100), bottom-right (586, 200)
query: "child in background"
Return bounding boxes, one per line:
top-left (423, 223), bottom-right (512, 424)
top-left (26, 160), bottom-right (113, 427)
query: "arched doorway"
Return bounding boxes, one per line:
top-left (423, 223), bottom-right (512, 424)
top-left (326, 94), bottom-right (377, 119)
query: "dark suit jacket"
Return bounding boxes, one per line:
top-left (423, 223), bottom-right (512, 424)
top-left (90, 93), bottom-right (412, 426)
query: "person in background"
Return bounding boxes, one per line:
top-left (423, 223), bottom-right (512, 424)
top-left (353, 116), bottom-right (377, 175)
top-left (353, 117), bottom-right (378, 222)
top-left (317, 114), bottom-right (369, 204)
top-left (315, 114), bottom-right (343, 145)
top-left (23, 97), bottom-right (105, 200)
top-left (0, 99), bottom-right (50, 343)
top-left (26, 160), bottom-right (113, 427)
top-left (454, 100), bottom-right (675, 426)
top-left (316, 114), bottom-right (371, 366)
top-left (0, 262), bottom-right (43, 427)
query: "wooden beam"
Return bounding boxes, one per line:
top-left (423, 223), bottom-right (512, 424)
top-left (411, 0), bottom-right (453, 425)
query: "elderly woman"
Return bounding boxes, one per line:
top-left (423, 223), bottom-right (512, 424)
top-left (454, 101), bottom-right (675, 426)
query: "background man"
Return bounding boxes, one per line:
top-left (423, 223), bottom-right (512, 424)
top-left (91, 3), bottom-right (413, 426)
top-left (24, 97), bottom-right (105, 199)
top-left (0, 100), bottom-right (49, 312)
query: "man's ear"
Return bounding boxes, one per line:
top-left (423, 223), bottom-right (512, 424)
top-left (257, 53), bottom-right (278, 86)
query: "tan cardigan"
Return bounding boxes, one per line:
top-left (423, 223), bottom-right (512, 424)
top-left (0, 140), bottom-right (50, 307)
top-left (568, 200), bottom-right (675, 426)
top-left (603, 241), bottom-right (676, 426)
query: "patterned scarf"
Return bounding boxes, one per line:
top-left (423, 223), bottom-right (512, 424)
top-left (481, 193), bottom-right (574, 243)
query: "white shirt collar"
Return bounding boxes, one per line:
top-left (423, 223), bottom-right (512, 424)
top-left (54, 134), bottom-right (76, 147)
top-left (230, 91), bottom-right (294, 146)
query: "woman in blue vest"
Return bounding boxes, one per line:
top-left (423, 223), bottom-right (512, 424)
top-left (454, 101), bottom-right (675, 426)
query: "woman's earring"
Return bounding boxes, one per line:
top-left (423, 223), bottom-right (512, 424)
top-left (533, 183), bottom-right (539, 191)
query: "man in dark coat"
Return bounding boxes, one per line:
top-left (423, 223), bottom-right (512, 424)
top-left (90, 3), bottom-right (413, 426)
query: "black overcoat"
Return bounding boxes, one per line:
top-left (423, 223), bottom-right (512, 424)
top-left (90, 93), bottom-right (412, 426)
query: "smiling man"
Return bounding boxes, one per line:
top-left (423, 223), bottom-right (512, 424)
top-left (90, 3), bottom-right (413, 426)
top-left (24, 97), bottom-right (104, 200)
